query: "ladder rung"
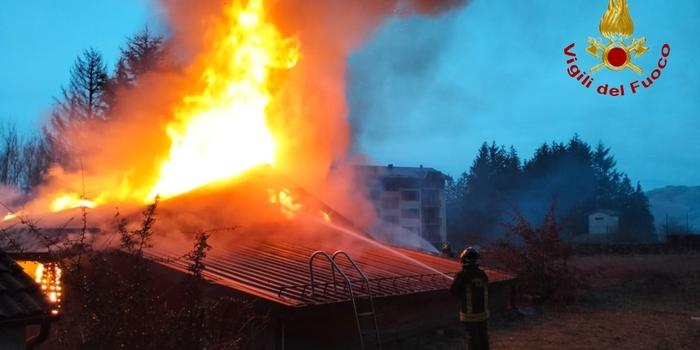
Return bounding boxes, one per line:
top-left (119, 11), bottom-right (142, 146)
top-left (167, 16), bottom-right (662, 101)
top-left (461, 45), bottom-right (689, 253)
top-left (325, 250), bottom-right (381, 349)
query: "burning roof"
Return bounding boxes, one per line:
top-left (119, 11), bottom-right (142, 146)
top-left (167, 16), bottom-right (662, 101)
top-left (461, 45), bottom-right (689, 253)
top-left (1, 168), bottom-right (513, 318)
top-left (0, 1), bottom-right (483, 322)
top-left (147, 219), bottom-right (513, 308)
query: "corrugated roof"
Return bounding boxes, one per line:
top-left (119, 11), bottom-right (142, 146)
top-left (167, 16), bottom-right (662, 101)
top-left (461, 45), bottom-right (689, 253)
top-left (0, 221), bottom-right (514, 309)
top-left (0, 169), bottom-right (512, 310)
top-left (148, 221), bottom-right (513, 308)
top-left (0, 249), bottom-right (51, 323)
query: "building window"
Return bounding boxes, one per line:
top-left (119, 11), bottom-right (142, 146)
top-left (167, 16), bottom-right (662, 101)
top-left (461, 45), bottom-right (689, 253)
top-left (422, 207), bottom-right (440, 224)
top-left (384, 179), bottom-right (400, 192)
top-left (422, 189), bottom-right (440, 205)
top-left (383, 215), bottom-right (399, 224)
top-left (401, 190), bottom-right (419, 201)
top-left (382, 197), bottom-right (399, 209)
top-left (401, 208), bottom-right (420, 219)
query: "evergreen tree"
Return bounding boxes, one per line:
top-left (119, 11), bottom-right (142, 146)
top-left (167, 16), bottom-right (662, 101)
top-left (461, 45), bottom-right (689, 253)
top-left (450, 136), bottom-right (656, 245)
top-left (117, 27), bottom-right (164, 85)
top-left (103, 28), bottom-right (164, 112)
top-left (521, 136), bottom-right (596, 234)
top-left (618, 182), bottom-right (656, 242)
top-left (45, 48), bottom-right (109, 165)
top-left (447, 142), bottom-right (522, 245)
top-left (592, 142), bottom-right (618, 208)
top-left (55, 48), bottom-right (109, 120)
top-left (445, 175), bottom-right (467, 239)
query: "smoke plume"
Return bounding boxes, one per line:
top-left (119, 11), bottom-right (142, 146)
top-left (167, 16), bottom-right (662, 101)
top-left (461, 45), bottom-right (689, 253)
top-left (13, 0), bottom-right (468, 244)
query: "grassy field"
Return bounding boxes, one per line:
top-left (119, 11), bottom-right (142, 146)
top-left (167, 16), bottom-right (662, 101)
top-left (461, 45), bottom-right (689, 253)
top-left (385, 254), bottom-right (700, 349)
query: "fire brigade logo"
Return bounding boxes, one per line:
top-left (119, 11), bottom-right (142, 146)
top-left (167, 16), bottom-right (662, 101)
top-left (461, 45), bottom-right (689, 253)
top-left (586, 0), bottom-right (648, 74)
top-left (562, 0), bottom-right (671, 96)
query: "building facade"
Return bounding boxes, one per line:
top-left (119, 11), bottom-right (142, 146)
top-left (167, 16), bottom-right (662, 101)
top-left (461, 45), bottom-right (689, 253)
top-left (357, 164), bottom-right (448, 245)
top-left (588, 210), bottom-right (620, 235)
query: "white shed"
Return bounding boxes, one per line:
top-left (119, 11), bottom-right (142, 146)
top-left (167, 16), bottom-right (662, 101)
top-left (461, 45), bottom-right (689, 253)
top-left (588, 210), bottom-right (620, 235)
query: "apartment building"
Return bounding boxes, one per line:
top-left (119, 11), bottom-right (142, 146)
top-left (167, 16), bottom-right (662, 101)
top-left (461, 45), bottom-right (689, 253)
top-left (357, 164), bottom-right (448, 245)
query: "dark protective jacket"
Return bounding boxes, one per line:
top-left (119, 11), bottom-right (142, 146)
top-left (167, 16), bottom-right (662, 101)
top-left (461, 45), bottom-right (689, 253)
top-left (450, 264), bottom-right (489, 322)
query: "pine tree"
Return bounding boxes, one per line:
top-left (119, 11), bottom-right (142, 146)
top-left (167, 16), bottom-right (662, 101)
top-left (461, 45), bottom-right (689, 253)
top-left (56, 48), bottom-right (109, 120)
top-left (451, 142), bottom-right (522, 242)
top-left (618, 182), bottom-right (656, 242)
top-left (592, 142), bottom-right (618, 208)
top-left (118, 27), bottom-right (164, 85)
top-left (102, 28), bottom-right (164, 113)
top-left (45, 48), bottom-right (109, 165)
top-left (451, 137), bottom-right (657, 245)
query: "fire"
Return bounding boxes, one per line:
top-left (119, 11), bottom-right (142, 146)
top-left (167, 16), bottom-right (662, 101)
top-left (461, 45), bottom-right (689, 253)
top-left (146, 0), bottom-right (299, 201)
top-left (43, 0), bottom-right (300, 213)
top-left (50, 193), bottom-right (98, 212)
top-left (2, 211), bottom-right (23, 221)
top-left (269, 188), bottom-right (302, 219)
top-left (17, 261), bottom-right (63, 315)
top-left (268, 189), bottom-right (334, 222)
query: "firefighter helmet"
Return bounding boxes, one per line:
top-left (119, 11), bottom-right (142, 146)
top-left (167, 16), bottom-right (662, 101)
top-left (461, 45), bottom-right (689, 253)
top-left (459, 247), bottom-right (480, 264)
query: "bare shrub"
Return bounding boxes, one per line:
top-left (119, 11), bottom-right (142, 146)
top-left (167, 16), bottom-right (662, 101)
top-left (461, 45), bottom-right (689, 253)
top-left (4, 202), bottom-right (268, 350)
top-left (489, 203), bottom-right (586, 303)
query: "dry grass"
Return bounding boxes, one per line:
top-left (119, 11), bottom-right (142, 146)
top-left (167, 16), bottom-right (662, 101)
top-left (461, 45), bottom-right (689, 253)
top-left (386, 253), bottom-right (700, 349)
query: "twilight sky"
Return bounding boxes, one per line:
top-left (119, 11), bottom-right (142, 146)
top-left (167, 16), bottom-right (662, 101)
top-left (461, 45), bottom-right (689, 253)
top-left (1, 0), bottom-right (698, 190)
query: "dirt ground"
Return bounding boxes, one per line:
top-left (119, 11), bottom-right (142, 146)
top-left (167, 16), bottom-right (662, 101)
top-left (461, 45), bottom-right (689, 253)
top-left (385, 254), bottom-right (700, 350)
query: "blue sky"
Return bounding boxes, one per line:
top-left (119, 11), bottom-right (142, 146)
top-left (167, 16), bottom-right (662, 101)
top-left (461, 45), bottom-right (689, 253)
top-left (1, 0), bottom-right (698, 190)
top-left (0, 0), bottom-right (159, 130)
top-left (349, 0), bottom-right (700, 190)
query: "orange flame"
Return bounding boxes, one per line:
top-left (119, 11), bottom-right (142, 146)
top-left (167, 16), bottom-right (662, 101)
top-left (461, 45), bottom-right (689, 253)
top-left (2, 211), bottom-right (22, 221)
top-left (50, 193), bottom-right (98, 212)
top-left (17, 261), bottom-right (63, 315)
top-left (147, 0), bottom-right (299, 201)
top-left (268, 188), bottom-right (302, 219)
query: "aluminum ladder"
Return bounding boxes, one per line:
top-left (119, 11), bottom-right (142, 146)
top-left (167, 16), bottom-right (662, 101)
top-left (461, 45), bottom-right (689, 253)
top-left (309, 251), bottom-right (382, 350)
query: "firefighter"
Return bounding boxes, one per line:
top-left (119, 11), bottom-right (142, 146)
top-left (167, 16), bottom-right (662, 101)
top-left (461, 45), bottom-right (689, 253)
top-left (441, 242), bottom-right (454, 258)
top-left (450, 247), bottom-right (490, 350)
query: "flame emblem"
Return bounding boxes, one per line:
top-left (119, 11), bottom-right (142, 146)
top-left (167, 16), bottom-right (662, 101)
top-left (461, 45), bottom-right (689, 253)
top-left (586, 0), bottom-right (648, 74)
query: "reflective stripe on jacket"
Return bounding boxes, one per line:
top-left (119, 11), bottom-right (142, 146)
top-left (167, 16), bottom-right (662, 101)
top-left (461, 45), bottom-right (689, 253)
top-left (450, 264), bottom-right (490, 322)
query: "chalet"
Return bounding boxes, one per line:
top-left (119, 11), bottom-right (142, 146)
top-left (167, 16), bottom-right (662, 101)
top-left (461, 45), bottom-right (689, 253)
top-left (0, 249), bottom-right (54, 350)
